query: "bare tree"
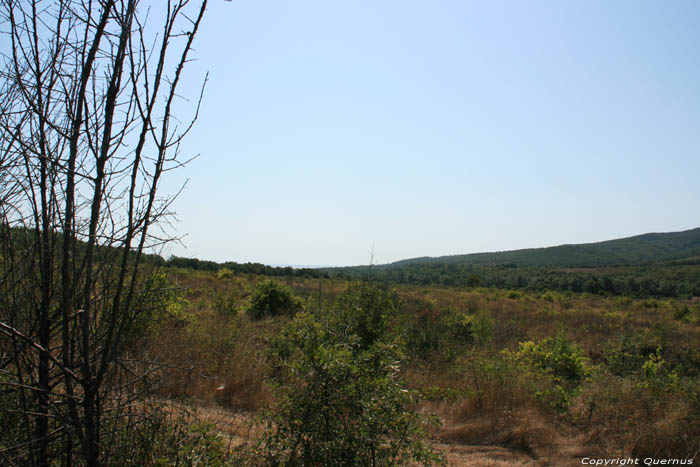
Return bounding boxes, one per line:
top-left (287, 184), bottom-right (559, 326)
top-left (0, 1), bottom-right (208, 465)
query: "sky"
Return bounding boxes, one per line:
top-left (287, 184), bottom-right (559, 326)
top-left (158, 0), bottom-right (700, 266)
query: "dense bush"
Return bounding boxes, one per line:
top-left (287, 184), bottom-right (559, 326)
top-left (254, 283), bottom-right (443, 466)
top-left (246, 280), bottom-right (301, 319)
top-left (507, 331), bottom-right (590, 411)
top-left (512, 332), bottom-right (589, 384)
top-left (404, 305), bottom-right (493, 360)
top-left (330, 282), bottom-right (396, 350)
top-left (603, 333), bottom-right (657, 377)
top-left (128, 272), bottom-right (192, 342)
top-left (105, 406), bottom-right (234, 467)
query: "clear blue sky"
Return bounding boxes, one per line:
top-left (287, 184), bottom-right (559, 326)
top-left (160, 0), bottom-right (700, 266)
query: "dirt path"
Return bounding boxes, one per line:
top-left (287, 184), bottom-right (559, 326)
top-left (434, 442), bottom-right (538, 466)
top-left (435, 440), bottom-right (591, 466)
top-left (174, 402), bottom-right (589, 466)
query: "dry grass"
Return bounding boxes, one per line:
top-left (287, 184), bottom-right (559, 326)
top-left (213, 328), bottom-right (274, 412)
top-left (432, 443), bottom-right (539, 466)
top-left (573, 373), bottom-right (700, 458)
top-left (128, 270), bottom-right (700, 464)
top-left (158, 399), bottom-right (263, 448)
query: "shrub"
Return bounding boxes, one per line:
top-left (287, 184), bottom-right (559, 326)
top-left (465, 311), bottom-right (494, 345)
top-left (246, 280), bottom-right (301, 319)
top-left (403, 297), bottom-right (442, 357)
top-left (216, 267), bottom-right (234, 279)
top-left (214, 291), bottom-right (237, 316)
top-left (603, 333), bottom-right (657, 377)
top-left (673, 304), bottom-right (692, 322)
top-left (106, 407), bottom-right (234, 466)
top-left (330, 282), bottom-right (396, 350)
top-left (129, 272), bottom-right (192, 342)
top-left (515, 332), bottom-right (589, 384)
top-left (575, 370), bottom-right (700, 457)
top-left (638, 346), bottom-right (680, 392)
top-left (405, 307), bottom-right (493, 361)
top-left (506, 331), bottom-right (589, 411)
top-left (442, 311), bottom-right (475, 346)
top-left (255, 284), bottom-right (443, 466)
top-left (539, 291), bottom-right (558, 302)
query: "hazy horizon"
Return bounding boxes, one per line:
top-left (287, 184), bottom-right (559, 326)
top-left (166, 226), bottom-right (700, 269)
top-left (157, 1), bottom-right (700, 267)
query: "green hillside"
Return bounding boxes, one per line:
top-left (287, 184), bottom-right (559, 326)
top-left (390, 228), bottom-right (700, 268)
top-left (323, 228), bottom-right (700, 299)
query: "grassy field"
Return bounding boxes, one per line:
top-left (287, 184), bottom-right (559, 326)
top-left (127, 267), bottom-right (700, 465)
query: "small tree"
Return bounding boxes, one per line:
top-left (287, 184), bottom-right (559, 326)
top-left (255, 283), bottom-right (443, 466)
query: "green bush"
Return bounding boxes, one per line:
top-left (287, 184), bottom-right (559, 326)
top-left (404, 301), bottom-right (442, 357)
top-left (507, 331), bottom-right (589, 411)
top-left (515, 332), bottom-right (589, 384)
top-left (214, 291), bottom-right (237, 316)
top-left (673, 304), bottom-right (693, 322)
top-left (405, 307), bottom-right (493, 360)
top-left (216, 267), bottom-right (234, 279)
top-left (330, 282), bottom-right (396, 350)
top-left (256, 283), bottom-right (443, 466)
top-left (603, 333), bottom-right (657, 377)
top-left (106, 412), bottom-right (233, 466)
top-left (246, 280), bottom-right (301, 319)
top-left (129, 272), bottom-right (192, 342)
top-left (637, 346), bottom-right (680, 393)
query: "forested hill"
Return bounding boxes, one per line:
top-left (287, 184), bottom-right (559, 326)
top-left (390, 228), bottom-right (700, 268)
top-left (321, 228), bottom-right (700, 299)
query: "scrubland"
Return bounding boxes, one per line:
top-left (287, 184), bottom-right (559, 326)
top-left (130, 268), bottom-right (700, 465)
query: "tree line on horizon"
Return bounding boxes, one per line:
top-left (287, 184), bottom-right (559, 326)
top-left (164, 253), bottom-right (700, 299)
top-left (327, 263), bottom-right (700, 299)
top-left (166, 255), bottom-right (330, 279)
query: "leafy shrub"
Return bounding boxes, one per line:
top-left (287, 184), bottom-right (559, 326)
top-left (506, 331), bottom-right (589, 411)
top-left (574, 370), bottom-right (700, 458)
top-left (514, 332), bottom-right (589, 384)
top-left (246, 280), bottom-right (301, 319)
top-left (638, 346), bottom-right (680, 392)
top-left (330, 282), bottom-right (396, 350)
top-left (405, 306), bottom-right (493, 361)
top-left (443, 310), bottom-right (493, 346)
top-left (539, 291), bottom-right (555, 302)
top-left (467, 311), bottom-right (494, 345)
top-left (603, 333), bottom-right (657, 377)
top-left (216, 267), bottom-right (234, 279)
top-left (255, 283), bottom-right (443, 466)
top-left (452, 356), bottom-right (530, 417)
top-left (673, 304), bottom-right (693, 322)
top-left (214, 291), bottom-right (237, 316)
top-left (442, 311), bottom-right (476, 343)
top-left (106, 409), bottom-right (234, 467)
top-left (129, 272), bottom-right (192, 342)
top-left (403, 299), bottom-right (442, 357)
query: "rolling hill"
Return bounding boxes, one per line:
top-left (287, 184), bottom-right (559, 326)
top-left (388, 228), bottom-right (700, 268)
top-left (322, 228), bottom-right (700, 298)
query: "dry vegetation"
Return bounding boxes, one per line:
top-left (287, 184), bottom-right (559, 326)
top-left (133, 268), bottom-right (700, 465)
